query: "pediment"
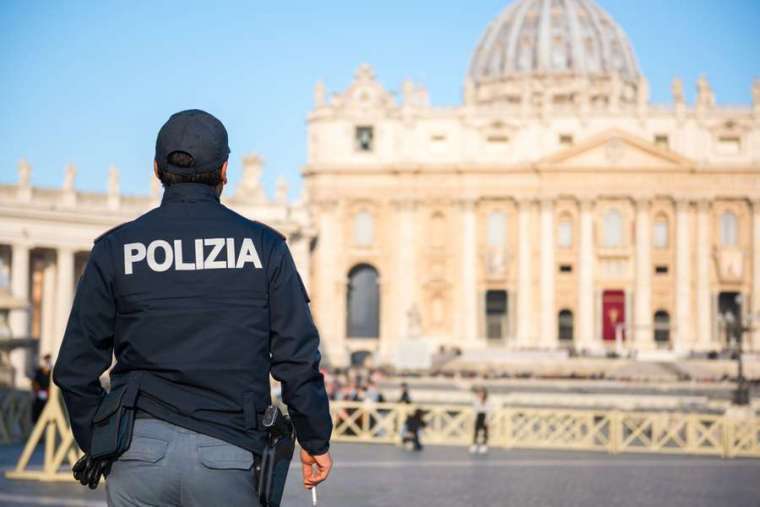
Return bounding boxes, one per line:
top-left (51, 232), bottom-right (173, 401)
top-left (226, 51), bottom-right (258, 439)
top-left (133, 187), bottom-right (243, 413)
top-left (537, 129), bottom-right (693, 171)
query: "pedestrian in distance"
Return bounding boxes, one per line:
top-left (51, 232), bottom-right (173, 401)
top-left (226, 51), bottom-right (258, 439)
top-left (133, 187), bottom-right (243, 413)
top-left (470, 386), bottom-right (492, 454)
top-left (31, 354), bottom-right (52, 423)
top-left (401, 407), bottom-right (426, 452)
top-left (399, 382), bottom-right (412, 404)
top-left (53, 109), bottom-right (333, 506)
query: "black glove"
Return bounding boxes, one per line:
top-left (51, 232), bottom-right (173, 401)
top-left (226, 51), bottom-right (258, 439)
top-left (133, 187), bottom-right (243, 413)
top-left (72, 454), bottom-right (113, 489)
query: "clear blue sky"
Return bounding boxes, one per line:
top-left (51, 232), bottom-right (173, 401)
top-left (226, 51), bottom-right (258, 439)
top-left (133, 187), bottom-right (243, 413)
top-left (1, 1), bottom-right (758, 200)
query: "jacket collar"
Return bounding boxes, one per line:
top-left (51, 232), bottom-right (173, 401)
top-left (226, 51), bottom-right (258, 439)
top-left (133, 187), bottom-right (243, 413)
top-left (160, 183), bottom-right (221, 205)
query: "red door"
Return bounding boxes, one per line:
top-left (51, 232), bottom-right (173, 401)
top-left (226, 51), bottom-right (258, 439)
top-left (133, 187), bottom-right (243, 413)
top-left (602, 290), bottom-right (625, 342)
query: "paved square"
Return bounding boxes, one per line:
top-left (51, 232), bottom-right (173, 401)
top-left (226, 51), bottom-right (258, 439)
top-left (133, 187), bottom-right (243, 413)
top-left (2, 442), bottom-right (759, 507)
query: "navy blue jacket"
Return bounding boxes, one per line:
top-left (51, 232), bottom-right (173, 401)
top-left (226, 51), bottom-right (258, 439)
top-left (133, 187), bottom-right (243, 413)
top-left (52, 182), bottom-right (332, 456)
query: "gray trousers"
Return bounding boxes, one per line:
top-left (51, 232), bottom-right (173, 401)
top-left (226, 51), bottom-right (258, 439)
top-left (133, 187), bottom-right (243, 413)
top-left (106, 417), bottom-right (260, 506)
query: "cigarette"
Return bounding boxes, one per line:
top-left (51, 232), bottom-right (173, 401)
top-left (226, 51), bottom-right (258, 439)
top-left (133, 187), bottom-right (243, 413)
top-left (312, 486), bottom-right (318, 506)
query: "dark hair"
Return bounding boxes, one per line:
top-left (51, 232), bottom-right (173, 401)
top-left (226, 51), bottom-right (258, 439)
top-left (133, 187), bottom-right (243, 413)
top-left (157, 151), bottom-right (224, 187)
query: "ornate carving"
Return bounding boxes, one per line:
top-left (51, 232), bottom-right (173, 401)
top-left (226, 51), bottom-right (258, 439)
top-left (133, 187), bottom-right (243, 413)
top-left (17, 160), bottom-right (31, 187)
top-left (696, 75), bottom-right (715, 108)
top-left (716, 248), bottom-right (743, 282)
top-left (108, 166), bottom-right (120, 196)
top-left (671, 77), bottom-right (684, 105)
top-left (314, 80), bottom-right (326, 108)
top-left (235, 154), bottom-right (268, 203)
top-left (405, 303), bottom-right (422, 338)
top-left (275, 177), bottom-right (288, 205)
top-left (329, 64), bottom-right (396, 112)
top-left (63, 164), bottom-right (76, 191)
top-left (604, 137), bottom-right (624, 163)
top-left (486, 247), bottom-right (506, 276)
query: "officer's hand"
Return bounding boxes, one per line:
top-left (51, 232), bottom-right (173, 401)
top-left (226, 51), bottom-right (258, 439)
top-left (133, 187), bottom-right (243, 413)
top-left (72, 454), bottom-right (112, 489)
top-left (300, 449), bottom-right (332, 490)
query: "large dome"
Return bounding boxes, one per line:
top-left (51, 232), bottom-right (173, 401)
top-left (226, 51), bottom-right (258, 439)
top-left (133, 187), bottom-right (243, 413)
top-left (469, 0), bottom-right (640, 84)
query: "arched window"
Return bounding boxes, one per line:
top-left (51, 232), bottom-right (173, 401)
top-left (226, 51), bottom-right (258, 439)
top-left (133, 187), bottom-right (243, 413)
top-left (653, 310), bottom-right (670, 344)
top-left (557, 214), bottom-right (573, 248)
top-left (558, 309), bottom-right (574, 341)
top-left (602, 209), bottom-right (623, 248)
top-left (720, 211), bottom-right (738, 246)
top-left (346, 264), bottom-right (380, 338)
top-left (354, 211), bottom-right (374, 246)
top-left (487, 211), bottom-right (507, 247)
top-left (653, 215), bottom-right (669, 249)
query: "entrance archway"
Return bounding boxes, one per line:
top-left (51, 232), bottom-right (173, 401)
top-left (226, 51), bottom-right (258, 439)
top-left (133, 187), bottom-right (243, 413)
top-left (718, 291), bottom-right (741, 346)
top-left (602, 290), bottom-right (625, 342)
top-left (653, 310), bottom-right (671, 345)
top-left (558, 309), bottom-right (574, 342)
top-left (346, 264), bottom-right (380, 338)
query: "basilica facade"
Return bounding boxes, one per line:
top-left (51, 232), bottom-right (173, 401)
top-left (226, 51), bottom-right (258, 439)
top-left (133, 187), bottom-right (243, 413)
top-left (1, 0), bottom-right (759, 377)
top-left (304, 0), bottom-right (760, 365)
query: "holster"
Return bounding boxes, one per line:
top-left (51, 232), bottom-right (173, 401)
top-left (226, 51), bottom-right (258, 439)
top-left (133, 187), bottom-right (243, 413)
top-left (89, 372), bottom-right (143, 460)
top-left (256, 406), bottom-right (295, 507)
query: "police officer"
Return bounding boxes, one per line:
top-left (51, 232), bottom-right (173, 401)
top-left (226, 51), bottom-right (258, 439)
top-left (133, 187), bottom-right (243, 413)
top-left (53, 109), bottom-right (333, 506)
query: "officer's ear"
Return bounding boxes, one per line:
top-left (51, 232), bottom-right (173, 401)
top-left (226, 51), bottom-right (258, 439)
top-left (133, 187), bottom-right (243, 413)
top-left (153, 160), bottom-right (160, 179)
top-left (220, 160), bottom-right (228, 185)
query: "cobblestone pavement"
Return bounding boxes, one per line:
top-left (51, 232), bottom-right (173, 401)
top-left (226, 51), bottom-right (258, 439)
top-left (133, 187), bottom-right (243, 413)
top-left (2, 442), bottom-right (759, 507)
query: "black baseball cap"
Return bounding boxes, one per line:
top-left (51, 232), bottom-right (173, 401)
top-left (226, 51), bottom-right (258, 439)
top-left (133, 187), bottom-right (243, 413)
top-left (155, 109), bottom-right (230, 174)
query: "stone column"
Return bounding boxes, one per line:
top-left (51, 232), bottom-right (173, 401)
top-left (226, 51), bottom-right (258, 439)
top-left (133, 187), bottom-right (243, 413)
top-left (9, 243), bottom-right (30, 389)
top-left (539, 198), bottom-right (557, 348)
top-left (315, 202), bottom-right (347, 366)
top-left (675, 199), bottom-right (693, 353)
top-left (516, 198), bottom-right (534, 347)
top-left (54, 247), bottom-right (75, 356)
top-left (396, 199), bottom-right (418, 340)
top-left (577, 199), bottom-right (595, 351)
top-left (40, 254), bottom-right (57, 359)
top-left (752, 199), bottom-right (760, 351)
top-left (634, 198), bottom-right (654, 350)
top-left (696, 200), bottom-right (713, 350)
top-left (460, 198), bottom-right (478, 344)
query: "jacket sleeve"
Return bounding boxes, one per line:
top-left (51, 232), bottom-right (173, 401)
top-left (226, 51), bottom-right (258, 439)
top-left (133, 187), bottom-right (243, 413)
top-left (267, 238), bottom-right (332, 455)
top-left (52, 238), bottom-right (116, 455)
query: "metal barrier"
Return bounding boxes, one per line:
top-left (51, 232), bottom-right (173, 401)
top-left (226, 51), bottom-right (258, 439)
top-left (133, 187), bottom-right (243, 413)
top-left (6, 391), bottom-right (759, 483)
top-left (331, 402), bottom-right (760, 458)
top-left (0, 389), bottom-right (33, 444)
top-left (5, 385), bottom-right (81, 482)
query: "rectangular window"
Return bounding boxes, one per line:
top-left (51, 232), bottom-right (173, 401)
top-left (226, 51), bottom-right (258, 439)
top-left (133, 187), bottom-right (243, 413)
top-left (355, 126), bottom-right (374, 152)
top-left (487, 135), bottom-right (509, 144)
top-left (559, 264), bottom-right (573, 273)
top-left (557, 221), bottom-right (573, 248)
top-left (487, 211), bottom-right (507, 247)
top-left (655, 265), bottom-right (669, 274)
top-left (559, 134), bottom-right (574, 146)
top-left (653, 221), bottom-right (669, 248)
top-left (485, 290), bottom-right (508, 340)
top-left (654, 135), bottom-right (669, 149)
